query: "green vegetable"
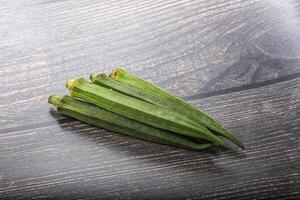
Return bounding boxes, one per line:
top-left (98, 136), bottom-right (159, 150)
top-left (107, 69), bottom-right (244, 149)
top-left (48, 95), bottom-right (212, 151)
top-left (66, 78), bottom-right (227, 148)
top-left (90, 73), bottom-right (155, 103)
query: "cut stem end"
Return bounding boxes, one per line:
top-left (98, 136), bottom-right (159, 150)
top-left (109, 68), bottom-right (125, 79)
top-left (90, 74), bottom-right (97, 83)
top-left (66, 78), bottom-right (76, 91)
top-left (48, 95), bottom-right (62, 108)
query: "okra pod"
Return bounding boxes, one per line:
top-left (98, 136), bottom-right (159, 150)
top-left (48, 95), bottom-right (212, 151)
top-left (90, 74), bottom-right (155, 103)
top-left (66, 78), bottom-right (227, 148)
top-left (108, 69), bottom-right (244, 149)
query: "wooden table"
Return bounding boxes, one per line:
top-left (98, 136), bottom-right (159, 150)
top-left (1, 0), bottom-right (299, 199)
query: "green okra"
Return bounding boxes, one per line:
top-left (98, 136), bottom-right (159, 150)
top-left (66, 78), bottom-right (228, 148)
top-left (48, 95), bottom-right (212, 151)
top-left (90, 74), bottom-right (155, 103)
top-left (107, 69), bottom-right (244, 149)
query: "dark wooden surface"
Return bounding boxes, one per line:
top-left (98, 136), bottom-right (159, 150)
top-left (1, 0), bottom-right (300, 199)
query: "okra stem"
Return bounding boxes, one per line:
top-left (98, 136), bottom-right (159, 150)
top-left (66, 78), bottom-right (227, 148)
top-left (48, 95), bottom-right (62, 107)
top-left (108, 69), bottom-right (244, 149)
top-left (90, 74), bottom-right (155, 103)
top-left (48, 95), bottom-right (212, 151)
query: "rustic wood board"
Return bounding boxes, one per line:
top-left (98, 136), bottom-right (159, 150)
top-left (0, 0), bottom-right (299, 199)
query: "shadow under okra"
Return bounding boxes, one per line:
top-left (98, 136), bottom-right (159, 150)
top-left (49, 109), bottom-right (239, 175)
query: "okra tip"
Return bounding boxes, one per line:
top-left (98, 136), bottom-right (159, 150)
top-left (239, 143), bottom-right (245, 150)
top-left (109, 68), bottom-right (125, 79)
top-left (222, 130), bottom-right (245, 149)
top-left (48, 95), bottom-right (62, 108)
top-left (234, 139), bottom-right (245, 149)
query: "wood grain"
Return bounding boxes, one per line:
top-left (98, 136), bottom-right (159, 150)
top-left (0, 0), bottom-right (299, 199)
